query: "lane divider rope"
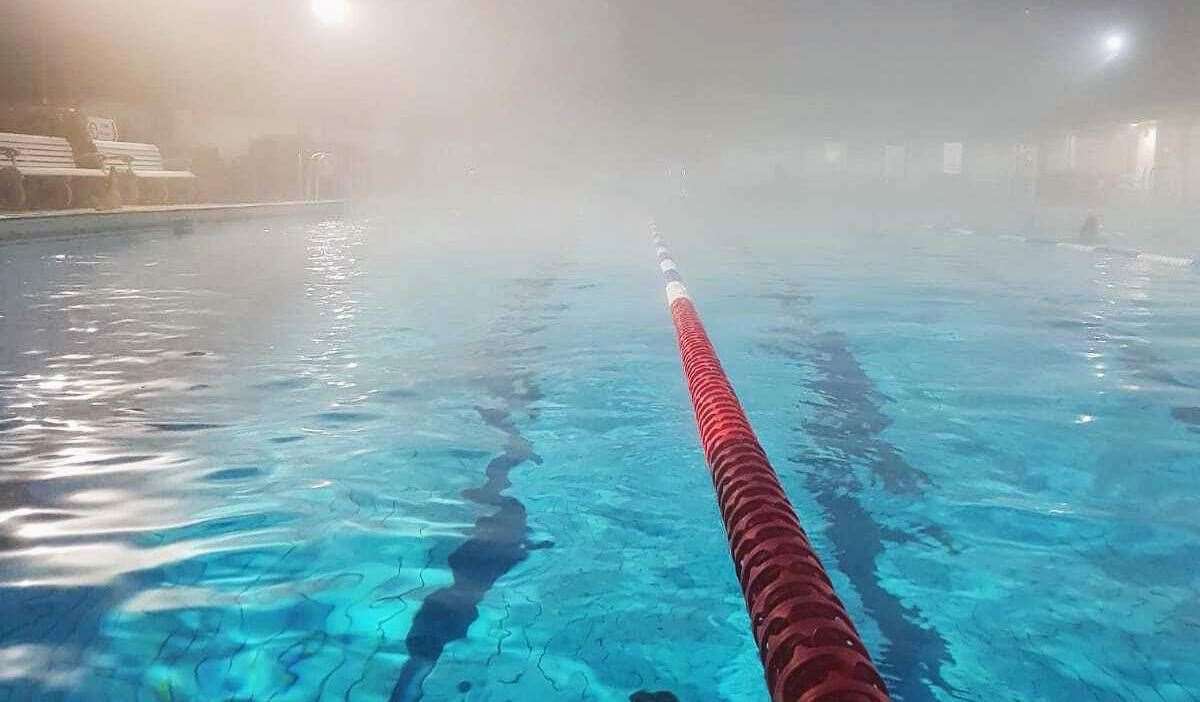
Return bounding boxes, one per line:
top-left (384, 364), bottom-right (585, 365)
top-left (649, 221), bottom-right (890, 702)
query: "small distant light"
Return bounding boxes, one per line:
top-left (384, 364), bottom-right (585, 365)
top-left (312, 0), bottom-right (349, 25)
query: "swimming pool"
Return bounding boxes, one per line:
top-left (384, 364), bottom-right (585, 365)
top-left (1, 208), bottom-right (1198, 701)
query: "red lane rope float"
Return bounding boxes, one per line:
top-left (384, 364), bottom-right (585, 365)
top-left (651, 223), bottom-right (890, 702)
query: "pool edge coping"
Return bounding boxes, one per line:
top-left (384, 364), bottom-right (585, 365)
top-left (0, 200), bottom-right (347, 240)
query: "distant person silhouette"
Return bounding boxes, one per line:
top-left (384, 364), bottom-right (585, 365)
top-left (1079, 213), bottom-right (1102, 244)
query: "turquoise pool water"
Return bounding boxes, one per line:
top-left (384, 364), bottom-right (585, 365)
top-left (1, 209), bottom-right (1198, 701)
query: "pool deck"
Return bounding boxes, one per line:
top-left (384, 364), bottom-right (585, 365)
top-left (0, 200), bottom-right (346, 240)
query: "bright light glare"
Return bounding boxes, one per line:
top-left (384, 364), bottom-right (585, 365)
top-left (312, 0), bottom-right (349, 25)
top-left (1104, 32), bottom-right (1125, 56)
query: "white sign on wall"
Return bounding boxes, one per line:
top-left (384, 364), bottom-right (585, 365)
top-left (942, 142), bottom-right (964, 175)
top-left (86, 116), bottom-right (119, 142)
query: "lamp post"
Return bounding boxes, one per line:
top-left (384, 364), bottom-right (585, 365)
top-left (302, 0), bottom-right (348, 201)
top-left (309, 151), bottom-right (331, 200)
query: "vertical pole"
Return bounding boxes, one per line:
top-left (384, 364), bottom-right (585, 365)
top-left (1182, 122), bottom-right (1194, 205)
top-left (298, 144), bottom-right (305, 201)
top-left (36, 9), bottom-right (49, 105)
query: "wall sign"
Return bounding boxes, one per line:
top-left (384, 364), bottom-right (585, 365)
top-left (942, 142), bottom-right (964, 175)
